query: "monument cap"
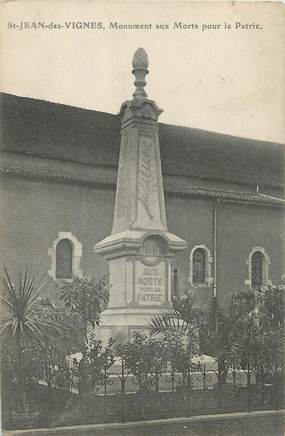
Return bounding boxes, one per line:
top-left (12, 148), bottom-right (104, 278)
top-left (132, 48), bottom-right (149, 99)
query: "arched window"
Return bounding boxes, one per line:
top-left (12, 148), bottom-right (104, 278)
top-left (189, 245), bottom-right (213, 288)
top-left (245, 247), bottom-right (271, 289)
top-left (56, 239), bottom-right (73, 279)
top-left (251, 251), bottom-right (263, 287)
top-left (48, 232), bottom-right (82, 281)
top-left (193, 248), bottom-right (206, 284)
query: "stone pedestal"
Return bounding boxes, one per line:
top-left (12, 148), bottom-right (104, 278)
top-left (94, 49), bottom-right (186, 343)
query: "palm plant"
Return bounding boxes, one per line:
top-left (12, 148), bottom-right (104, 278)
top-left (150, 286), bottom-right (284, 387)
top-left (149, 290), bottom-right (255, 384)
top-left (150, 292), bottom-right (203, 337)
top-left (149, 292), bottom-right (204, 379)
top-left (0, 266), bottom-right (68, 404)
top-left (199, 300), bottom-right (243, 383)
top-left (237, 286), bottom-right (285, 380)
top-left (0, 266), bottom-right (68, 346)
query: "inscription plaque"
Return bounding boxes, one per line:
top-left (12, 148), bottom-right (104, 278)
top-left (135, 260), bottom-right (166, 305)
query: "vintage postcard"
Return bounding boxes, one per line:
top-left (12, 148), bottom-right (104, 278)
top-left (1, 1), bottom-right (284, 435)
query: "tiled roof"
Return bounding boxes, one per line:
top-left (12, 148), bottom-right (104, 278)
top-left (1, 164), bottom-right (284, 207)
top-left (1, 92), bottom-right (284, 188)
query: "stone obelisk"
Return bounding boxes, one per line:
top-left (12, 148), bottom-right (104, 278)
top-left (94, 48), bottom-right (186, 343)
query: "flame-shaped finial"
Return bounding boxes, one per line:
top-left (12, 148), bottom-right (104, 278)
top-left (132, 48), bottom-right (149, 99)
top-left (132, 48), bottom-right (149, 69)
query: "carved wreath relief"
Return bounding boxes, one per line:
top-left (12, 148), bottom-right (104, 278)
top-left (138, 136), bottom-right (159, 222)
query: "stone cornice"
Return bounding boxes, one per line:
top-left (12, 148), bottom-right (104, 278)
top-left (1, 164), bottom-right (284, 207)
top-left (119, 98), bottom-right (163, 125)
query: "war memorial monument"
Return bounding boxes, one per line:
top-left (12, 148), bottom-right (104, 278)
top-left (94, 48), bottom-right (187, 342)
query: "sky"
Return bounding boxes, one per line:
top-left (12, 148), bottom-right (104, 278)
top-left (1, 1), bottom-right (285, 143)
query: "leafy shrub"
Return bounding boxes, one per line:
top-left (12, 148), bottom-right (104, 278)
top-left (117, 332), bottom-right (167, 392)
top-left (58, 276), bottom-right (110, 336)
top-left (69, 334), bottom-right (115, 396)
